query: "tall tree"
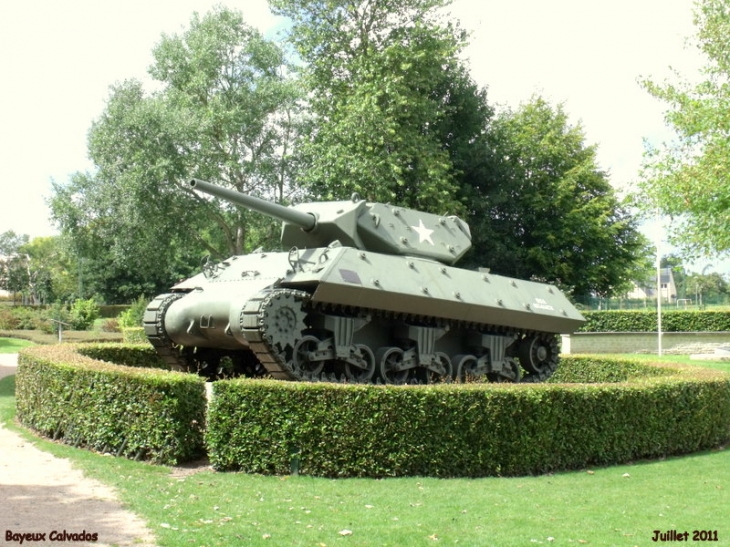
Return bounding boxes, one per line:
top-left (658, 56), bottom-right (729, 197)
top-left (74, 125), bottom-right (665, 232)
top-left (0, 230), bottom-right (30, 302)
top-left (50, 7), bottom-right (300, 302)
top-left (0, 233), bottom-right (72, 304)
top-left (463, 97), bottom-right (648, 300)
top-left (270, 0), bottom-right (473, 214)
top-left (639, 0), bottom-right (730, 259)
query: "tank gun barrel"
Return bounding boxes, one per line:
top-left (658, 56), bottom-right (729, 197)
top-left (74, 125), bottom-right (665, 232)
top-left (189, 178), bottom-right (316, 231)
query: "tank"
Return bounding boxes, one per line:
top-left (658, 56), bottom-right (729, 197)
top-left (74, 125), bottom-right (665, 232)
top-left (144, 178), bottom-right (585, 383)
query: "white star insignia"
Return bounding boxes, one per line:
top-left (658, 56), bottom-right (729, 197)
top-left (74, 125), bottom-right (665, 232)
top-left (411, 219), bottom-right (434, 245)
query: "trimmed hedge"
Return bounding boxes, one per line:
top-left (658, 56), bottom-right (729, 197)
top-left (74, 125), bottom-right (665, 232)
top-left (206, 356), bottom-right (730, 478)
top-left (76, 343), bottom-right (169, 370)
top-left (15, 344), bottom-right (206, 465)
top-left (12, 345), bottom-right (730, 478)
top-left (579, 310), bottom-right (730, 332)
top-left (122, 327), bottom-right (147, 344)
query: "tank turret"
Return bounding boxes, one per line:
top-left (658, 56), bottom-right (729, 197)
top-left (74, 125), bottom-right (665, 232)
top-left (190, 178), bottom-right (472, 265)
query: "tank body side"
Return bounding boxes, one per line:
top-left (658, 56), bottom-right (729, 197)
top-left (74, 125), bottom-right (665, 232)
top-left (282, 246), bottom-right (584, 334)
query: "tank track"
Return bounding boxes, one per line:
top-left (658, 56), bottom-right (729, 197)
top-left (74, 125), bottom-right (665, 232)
top-left (143, 293), bottom-right (188, 371)
top-left (145, 292), bottom-right (269, 380)
top-left (238, 287), bottom-right (560, 384)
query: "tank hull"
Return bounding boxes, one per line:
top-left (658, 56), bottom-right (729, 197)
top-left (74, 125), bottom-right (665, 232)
top-left (146, 245), bottom-right (583, 383)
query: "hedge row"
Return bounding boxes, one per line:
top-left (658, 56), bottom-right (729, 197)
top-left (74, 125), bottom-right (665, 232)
top-left (207, 357), bottom-right (730, 477)
top-left (121, 327), bottom-right (147, 344)
top-left (15, 344), bottom-right (206, 465)
top-left (579, 310), bottom-right (730, 333)
top-left (13, 345), bottom-right (730, 477)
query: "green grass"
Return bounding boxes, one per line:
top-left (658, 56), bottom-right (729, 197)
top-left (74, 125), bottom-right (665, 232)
top-left (613, 353), bottom-right (730, 373)
top-left (0, 336), bottom-right (33, 353)
top-left (2, 371), bottom-right (729, 547)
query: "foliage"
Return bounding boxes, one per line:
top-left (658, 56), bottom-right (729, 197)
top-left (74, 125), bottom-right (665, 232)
top-left (0, 307), bottom-right (19, 330)
top-left (0, 301), bottom-right (99, 333)
top-left (206, 356), bottom-right (730, 477)
top-left (15, 344), bottom-right (206, 464)
top-left (547, 355), bottom-right (675, 383)
top-left (117, 295), bottom-right (150, 328)
top-left (100, 318), bottom-right (120, 333)
top-left (579, 309), bottom-right (730, 332)
top-left (3, 374), bottom-right (730, 547)
top-left (49, 6), bottom-right (300, 303)
top-left (686, 271), bottom-right (729, 305)
top-left (68, 298), bottom-right (100, 330)
top-left (3, 364), bottom-right (730, 547)
top-left (638, 0), bottom-right (730, 258)
top-left (0, 230), bottom-right (28, 300)
top-left (462, 97), bottom-right (649, 300)
top-left (75, 343), bottom-right (169, 370)
top-left (0, 230), bottom-right (29, 255)
top-left (271, 0), bottom-right (472, 214)
top-left (0, 233), bottom-right (74, 305)
top-left (14, 341), bottom-right (729, 479)
top-left (0, 329), bottom-right (121, 345)
top-left (122, 327), bottom-right (147, 344)
top-left (0, 306), bottom-right (52, 331)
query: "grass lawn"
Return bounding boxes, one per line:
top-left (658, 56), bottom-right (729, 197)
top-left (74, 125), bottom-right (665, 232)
top-left (612, 353), bottom-right (730, 374)
top-left (0, 336), bottom-right (33, 353)
top-left (2, 366), bottom-right (729, 547)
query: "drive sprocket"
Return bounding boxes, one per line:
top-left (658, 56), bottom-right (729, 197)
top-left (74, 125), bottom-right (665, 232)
top-left (240, 288), bottom-right (314, 380)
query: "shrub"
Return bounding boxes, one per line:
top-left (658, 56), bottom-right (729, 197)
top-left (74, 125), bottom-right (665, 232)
top-left (117, 296), bottom-right (150, 329)
top-left (15, 344), bottom-right (206, 465)
top-left (579, 310), bottom-right (730, 332)
top-left (101, 318), bottom-right (120, 333)
top-left (68, 298), bottom-right (100, 330)
top-left (206, 356), bottom-right (730, 478)
top-left (0, 307), bottom-right (19, 329)
top-left (11, 307), bottom-right (40, 330)
top-left (122, 327), bottom-right (147, 344)
top-left (14, 346), bottom-right (730, 478)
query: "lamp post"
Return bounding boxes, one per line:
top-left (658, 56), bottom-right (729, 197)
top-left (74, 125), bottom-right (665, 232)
top-left (700, 264), bottom-right (713, 309)
top-left (655, 212), bottom-right (662, 356)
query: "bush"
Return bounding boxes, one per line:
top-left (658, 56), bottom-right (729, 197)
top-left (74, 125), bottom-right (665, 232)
top-left (117, 296), bottom-right (149, 329)
top-left (15, 344), bottom-right (206, 465)
top-left (0, 307), bottom-right (19, 329)
top-left (122, 327), bottom-right (147, 344)
top-left (206, 356), bottom-right (730, 478)
top-left (68, 298), bottom-right (100, 330)
top-left (101, 318), bottom-right (120, 333)
top-left (14, 346), bottom-right (730, 477)
top-left (10, 307), bottom-right (40, 330)
top-left (579, 310), bottom-right (730, 332)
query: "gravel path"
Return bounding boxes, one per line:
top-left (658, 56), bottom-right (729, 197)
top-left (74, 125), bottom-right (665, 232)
top-left (0, 355), bottom-right (158, 547)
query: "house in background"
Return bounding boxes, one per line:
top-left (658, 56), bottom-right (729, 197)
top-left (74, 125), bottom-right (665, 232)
top-left (627, 267), bottom-right (677, 303)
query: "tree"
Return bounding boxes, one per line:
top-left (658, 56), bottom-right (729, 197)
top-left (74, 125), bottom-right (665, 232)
top-left (639, 0), bottom-right (730, 259)
top-left (50, 7), bottom-right (301, 302)
top-left (270, 0), bottom-right (473, 214)
top-left (463, 97), bottom-right (648, 301)
top-left (0, 230), bottom-right (29, 302)
top-left (0, 233), bottom-right (72, 305)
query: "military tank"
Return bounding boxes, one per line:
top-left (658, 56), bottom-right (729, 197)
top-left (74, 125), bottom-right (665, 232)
top-left (144, 178), bottom-right (585, 383)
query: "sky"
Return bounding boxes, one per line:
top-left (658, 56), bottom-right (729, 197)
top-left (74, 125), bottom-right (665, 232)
top-left (0, 0), bottom-right (710, 266)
